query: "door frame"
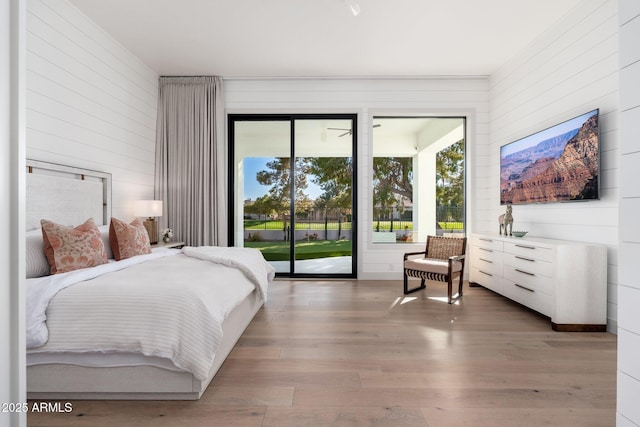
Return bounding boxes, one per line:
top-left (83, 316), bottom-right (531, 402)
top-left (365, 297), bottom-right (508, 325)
top-left (228, 113), bottom-right (358, 278)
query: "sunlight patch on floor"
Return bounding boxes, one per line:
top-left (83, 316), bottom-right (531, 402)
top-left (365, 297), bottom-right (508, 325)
top-left (428, 296), bottom-right (452, 303)
top-left (388, 296), bottom-right (418, 310)
top-left (400, 296), bottom-right (417, 305)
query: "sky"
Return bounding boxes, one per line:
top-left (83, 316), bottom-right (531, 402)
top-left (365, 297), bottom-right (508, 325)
top-left (500, 109), bottom-right (598, 157)
top-left (243, 157), bottom-right (323, 200)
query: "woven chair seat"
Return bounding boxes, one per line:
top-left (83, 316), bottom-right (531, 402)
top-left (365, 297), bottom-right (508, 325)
top-left (404, 258), bottom-right (463, 276)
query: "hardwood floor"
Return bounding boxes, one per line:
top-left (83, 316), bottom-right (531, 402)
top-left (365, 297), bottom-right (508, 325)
top-left (28, 280), bottom-right (617, 426)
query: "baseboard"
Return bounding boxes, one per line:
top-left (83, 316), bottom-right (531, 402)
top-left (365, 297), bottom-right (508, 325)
top-left (551, 323), bottom-right (607, 333)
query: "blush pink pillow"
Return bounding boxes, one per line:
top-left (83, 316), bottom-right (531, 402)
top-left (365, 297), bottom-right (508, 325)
top-left (109, 217), bottom-right (152, 261)
top-left (41, 218), bottom-right (108, 275)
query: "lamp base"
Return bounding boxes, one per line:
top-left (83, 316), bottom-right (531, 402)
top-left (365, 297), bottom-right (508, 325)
top-left (143, 218), bottom-right (158, 244)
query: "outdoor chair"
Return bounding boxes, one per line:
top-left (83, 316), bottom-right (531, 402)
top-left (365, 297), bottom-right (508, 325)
top-left (403, 235), bottom-right (467, 304)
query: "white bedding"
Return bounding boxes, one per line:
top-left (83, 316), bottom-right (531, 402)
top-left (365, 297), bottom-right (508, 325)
top-left (182, 246), bottom-right (272, 302)
top-left (27, 246), bottom-right (275, 381)
top-left (26, 249), bottom-right (180, 348)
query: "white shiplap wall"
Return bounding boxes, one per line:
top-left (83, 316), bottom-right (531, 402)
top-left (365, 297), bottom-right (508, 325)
top-left (486, 0), bottom-right (619, 331)
top-left (618, 0), bottom-right (640, 424)
top-left (225, 77), bottom-right (490, 279)
top-left (25, 0), bottom-right (158, 221)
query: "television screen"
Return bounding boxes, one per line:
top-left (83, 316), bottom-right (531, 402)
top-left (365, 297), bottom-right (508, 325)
top-left (500, 109), bottom-right (599, 205)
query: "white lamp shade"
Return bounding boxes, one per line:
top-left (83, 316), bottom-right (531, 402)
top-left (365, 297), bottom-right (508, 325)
top-left (133, 200), bottom-right (163, 218)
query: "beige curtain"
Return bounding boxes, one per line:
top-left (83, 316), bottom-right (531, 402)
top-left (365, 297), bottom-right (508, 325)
top-left (155, 76), bottom-right (226, 246)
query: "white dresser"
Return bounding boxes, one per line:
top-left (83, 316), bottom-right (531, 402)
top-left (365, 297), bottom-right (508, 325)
top-left (469, 233), bottom-right (607, 331)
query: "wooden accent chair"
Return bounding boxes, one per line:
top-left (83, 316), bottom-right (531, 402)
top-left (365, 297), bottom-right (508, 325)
top-left (403, 235), bottom-right (467, 304)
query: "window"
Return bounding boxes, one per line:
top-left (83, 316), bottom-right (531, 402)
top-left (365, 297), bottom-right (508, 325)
top-left (372, 117), bottom-right (465, 243)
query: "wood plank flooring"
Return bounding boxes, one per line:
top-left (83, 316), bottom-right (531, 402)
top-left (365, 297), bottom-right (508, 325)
top-left (27, 280), bottom-right (617, 426)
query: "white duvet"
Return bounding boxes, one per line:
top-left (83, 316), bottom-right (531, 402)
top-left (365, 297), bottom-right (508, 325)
top-left (26, 246), bottom-right (275, 381)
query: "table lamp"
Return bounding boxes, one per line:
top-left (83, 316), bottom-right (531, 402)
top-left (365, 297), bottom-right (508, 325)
top-left (133, 200), bottom-right (163, 244)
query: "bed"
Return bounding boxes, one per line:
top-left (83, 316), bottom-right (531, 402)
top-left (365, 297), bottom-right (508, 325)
top-left (25, 160), bottom-right (274, 400)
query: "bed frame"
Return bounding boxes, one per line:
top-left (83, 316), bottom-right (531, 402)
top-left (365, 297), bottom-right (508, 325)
top-left (27, 291), bottom-right (261, 400)
top-left (26, 160), bottom-right (262, 400)
top-left (26, 159), bottom-right (111, 230)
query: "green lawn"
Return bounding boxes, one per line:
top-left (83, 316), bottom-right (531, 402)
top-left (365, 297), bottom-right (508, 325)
top-left (244, 220), bottom-right (352, 230)
top-left (244, 240), bottom-right (352, 261)
top-left (439, 222), bottom-right (464, 230)
top-left (374, 221), bottom-right (463, 231)
top-left (245, 220), bottom-right (462, 232)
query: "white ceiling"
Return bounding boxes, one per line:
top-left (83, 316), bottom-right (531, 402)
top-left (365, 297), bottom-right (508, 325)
top-left (67, 0), bottom-right (584, 77)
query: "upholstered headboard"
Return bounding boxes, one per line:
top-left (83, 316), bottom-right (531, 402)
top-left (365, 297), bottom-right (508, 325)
top-left (26, 160), bottom-right (112, 231)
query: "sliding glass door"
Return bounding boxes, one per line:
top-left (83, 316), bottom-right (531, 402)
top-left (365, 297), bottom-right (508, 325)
top-left (229, 115), bottom-right (357, 278)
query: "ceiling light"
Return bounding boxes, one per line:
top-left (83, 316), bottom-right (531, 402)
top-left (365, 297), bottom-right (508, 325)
top-left (343, 0), bottom-right (361, 16)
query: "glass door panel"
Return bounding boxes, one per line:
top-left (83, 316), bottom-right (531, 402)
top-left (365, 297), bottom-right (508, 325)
top-left (233, 120), bottom-right (292, 273)
top-left (293, 119), bottom-right (354, 275)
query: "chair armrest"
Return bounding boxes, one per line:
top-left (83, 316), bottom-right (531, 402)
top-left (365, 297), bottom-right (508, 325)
top-left (447, 253), bottom-right (466, 275)
top-left (404, 251), bottom-right (426, 261)
top-left (448, 254), bottom-right (466, 262)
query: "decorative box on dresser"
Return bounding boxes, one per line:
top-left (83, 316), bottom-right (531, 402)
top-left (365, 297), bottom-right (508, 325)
top-left (469, 233), bottom-right (607, 332)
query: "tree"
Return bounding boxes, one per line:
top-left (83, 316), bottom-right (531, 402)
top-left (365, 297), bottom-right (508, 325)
top-left (370, 141), bottom-right (464, 222)
top-left (373, 157), bottom-right (413, 202)
top-left (246, 195), bottom-right (278, 219)
top-left (372, 157), bottom-right (413, 220)
top-left (295, 194), bottom-right (314, 219)
top-left (256, 157), bottom-right (310, 237)
top-left (436, 139), bottom-right (464, 207)
top-left (244, 198), bottom-right (268, 219)
top-left (304, 157), bottom-right (352, 217)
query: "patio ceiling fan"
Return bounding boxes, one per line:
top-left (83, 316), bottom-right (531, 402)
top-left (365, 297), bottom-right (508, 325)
top-left (343, 0), bottom-right (361, 16)
top-left (327, 124), bottom-right (380, 137)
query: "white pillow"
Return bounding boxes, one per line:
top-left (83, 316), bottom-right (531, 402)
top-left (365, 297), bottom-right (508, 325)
top-left (25, 229), bottom-right (49, 278)
top-left (98, 224), bottom-right (114, 260)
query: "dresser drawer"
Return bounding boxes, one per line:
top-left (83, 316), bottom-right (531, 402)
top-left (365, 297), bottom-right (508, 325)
top-left (471, 242), bottom-right (502, 269)
top-left (504, 241), bottom-right (552, 262)
top-left (502, 279), bottom-right (553, 317)
top-left (503, 252), bottom-right (553, 277)
top-left (470, 267), bottom-right (503, 293)
top-left (471, 235), bottom-right (504, 251)
top-left (503, 265), bottom-right (553, 295)
top-left (470, 250), bottom-right (503, 276)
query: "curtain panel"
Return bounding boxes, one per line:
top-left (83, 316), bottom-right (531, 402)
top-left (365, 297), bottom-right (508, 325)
top-left (155, 76), bottom-right (226, 246)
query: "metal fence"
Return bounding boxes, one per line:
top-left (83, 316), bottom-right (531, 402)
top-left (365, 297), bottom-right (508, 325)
top-left (436, 205), bottom-right (464, 223)
top-left (244, 205), bottom-right (465, 237)
top-left (244, 217), bottom-right (352, 231)
top-left (244, 217), bottom-right (352, 242)
top-left (372, 218), bottom-right (413, 232)
top-left (372, 206), bottom-right (464, 231)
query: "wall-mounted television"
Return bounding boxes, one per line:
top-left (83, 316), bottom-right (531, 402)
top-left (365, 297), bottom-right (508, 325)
top-left (500, 109), bottom-right (599, 205)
